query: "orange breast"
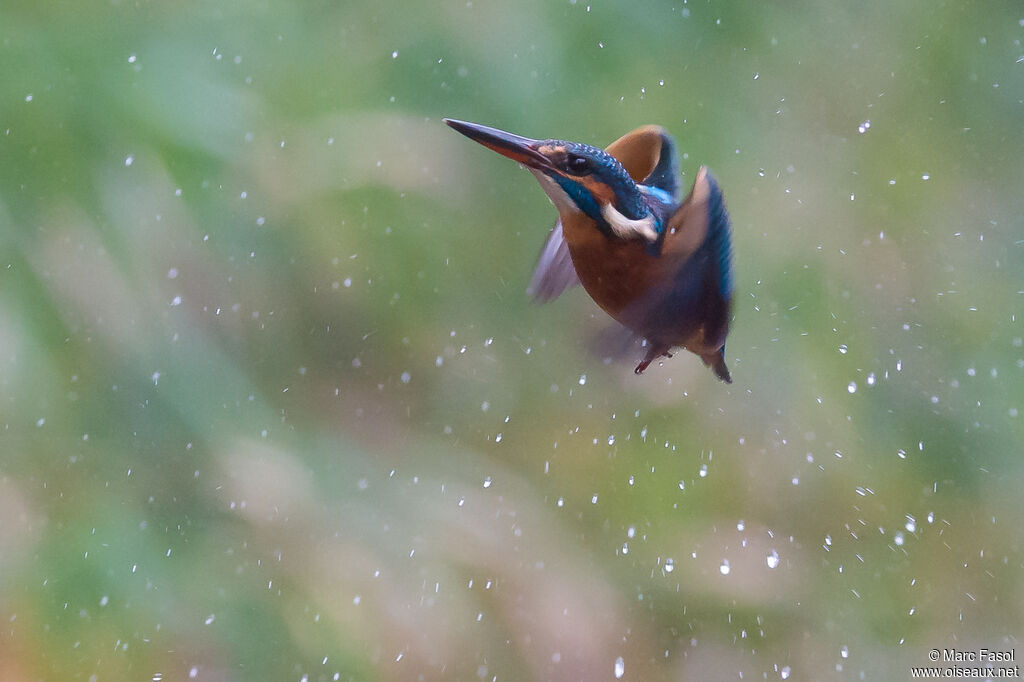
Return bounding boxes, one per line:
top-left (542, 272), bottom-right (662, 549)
top-left (559, 210), bottom-right (715, 352)
top-left (560, 213), bottom-right (664, 321)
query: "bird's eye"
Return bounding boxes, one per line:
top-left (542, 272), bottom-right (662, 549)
top-left (565, 154), bottom-right (591, 174)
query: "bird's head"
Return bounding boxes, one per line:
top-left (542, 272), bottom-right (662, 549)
top-left (445, 118), bottom-right (661, 242)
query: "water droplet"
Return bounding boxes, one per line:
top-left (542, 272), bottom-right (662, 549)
top-left (766, 550), bottom-right (779, 569)
top-left (847, 382), bottom-right (857, 394)
top-left (614, 656), bottom-right (625, 679)
top-left (894, 531), bottom-right (905, 546)
top-left (391, 51), bottom-right (398, 58)
top-left (125, 155), bottom-right (134, 167)
top-left (578, 374), bottom-right (587, 386)
top-left (400, 371), bottom-right (411, 384)
top-left (719, 559), bottom-right (730, 575)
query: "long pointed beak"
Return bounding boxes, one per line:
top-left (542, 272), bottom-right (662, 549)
top-left (444, 118), bottom-right (553, 171)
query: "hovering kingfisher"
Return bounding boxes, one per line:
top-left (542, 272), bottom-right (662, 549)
top-left (444, 118), bottom-right (734, 382)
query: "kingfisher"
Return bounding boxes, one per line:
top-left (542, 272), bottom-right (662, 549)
top-left (444, 118), bottom-right (734, 382)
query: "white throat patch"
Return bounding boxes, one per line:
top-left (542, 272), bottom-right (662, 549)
top-left (600, 203), bottom-right (659, 243)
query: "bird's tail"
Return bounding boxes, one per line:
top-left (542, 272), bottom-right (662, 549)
top-left (702, 348), bottom-right (732, 383)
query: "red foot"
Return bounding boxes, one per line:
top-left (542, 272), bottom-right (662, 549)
top-left (635, 344), bottom-right (670, 374)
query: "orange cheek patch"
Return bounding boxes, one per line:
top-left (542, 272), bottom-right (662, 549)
top-left (580, 177), bottom-right (614, 204)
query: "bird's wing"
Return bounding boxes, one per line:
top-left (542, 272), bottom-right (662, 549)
top-left (664, 167), bottom-right (732, 297)
top-left (527, 219), bottom-right (580, 302)
top-left (606, 125), bottom-right (680, 201)
top-left (661, 166), bottom-right (733, 348)
top-left (528, 126), bottom-right (680, 303)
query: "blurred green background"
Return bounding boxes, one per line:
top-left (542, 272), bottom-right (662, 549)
top-left (2, 0), bottom-right (1022, 680)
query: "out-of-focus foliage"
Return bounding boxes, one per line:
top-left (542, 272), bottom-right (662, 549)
top-left (1, 0), bottom-right (1022, 679)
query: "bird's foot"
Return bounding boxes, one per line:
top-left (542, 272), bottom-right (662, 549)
top-left (635, 344), bottom-right (671, 374)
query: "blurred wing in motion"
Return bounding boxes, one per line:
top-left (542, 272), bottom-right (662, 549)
top-left (527, 219), bottom-right (580, 302)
